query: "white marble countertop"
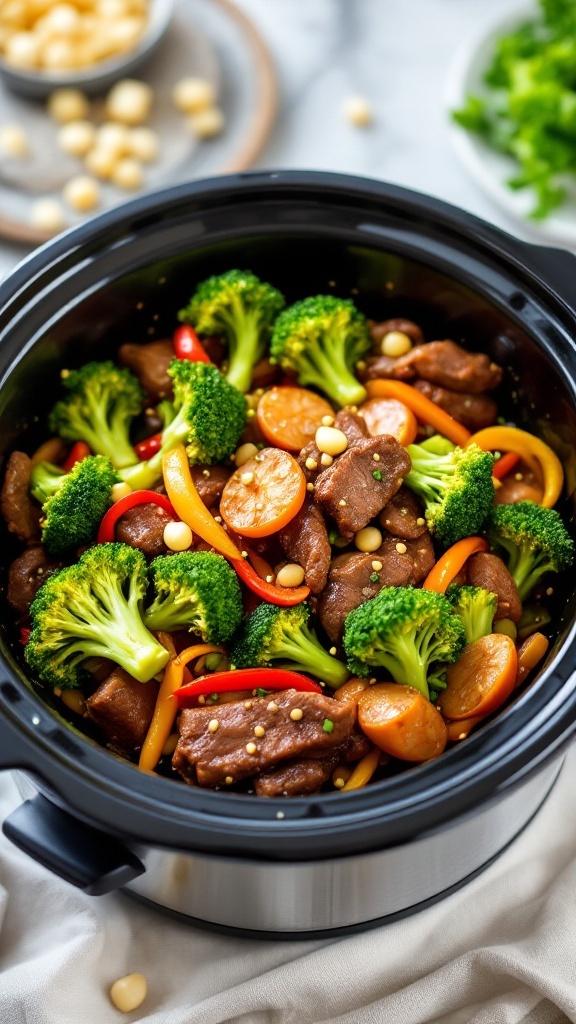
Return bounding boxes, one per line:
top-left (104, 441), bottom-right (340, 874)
top-left (0, 0), bottom-right (547, 280)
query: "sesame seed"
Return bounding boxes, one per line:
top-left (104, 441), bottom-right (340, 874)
top-left (247, 409), bottom-right (255, 418)
top-left (254, 725), bottom-right (265, 738)
top-left (384, 519), bottom-right (391, 526)
top-left (329, 646), bottom-right (337, 656)
top-left (246, 742), bottom-right (257, 754)
top-left (202, 469), bottom-right (210, 477)
top-left (214, 515), bottom-right (222, 523)
top-left (265, 575), bottom-right (274, 583)
top-left (60, 368), bottom-right (70, 378)
top-left (349, 405), bottom-right (358, 414)
top-left (307, 482), bottom-right (315, 492)
top-left (290, 708), bottom-right (303, 721)
top-left (225, 776), bottom-right (234, 784)
top-left (546, 586), bottom-right (554, 595)
top-left (255, 502), bottom-right (263, 510)
top-left (244, 701), bottom-right (253, 709)
top-left (241, 550), bottom-right (248, 558)
top-left (334, 777), bottom-right (345, 789)
top-left (320, 453), bottom-right (333, 467)
top-left (338, 499), bottom-right (347, 507)
top-left (321, 415), bottom-right (335, 427)
top-left (397, 477), bottom-right (404, 486)
top-left (208, 719), bottom-right (219, 733)
top-left (356, 360), bottom-right (366, 371)
top-left (416, 517), bottom-right (425, 526)
top-left (241, 472), bottom-right (254, 485)
top-left (255, 453), bottom-right (264, 462)
top-left (458, 733), bottom-right (467, 741)
top-left (276, 811), bottom-right (285, 819)
top-left (514, 472), bottom-right (524, 481)
top-left (198, 695), bottom-right (206, 704)
top-left (396, 542), bottom-right (407, 554)
top-left (267, 701), bottom-right (279, 712)
top-left (305, 457), bottom-right (318, 471)
top-left (372, 453), bottom-right (380, 462)
top-left (369, 677), bottom-right (377, 685)
top-left (371, 560), bottom-right (382, 571)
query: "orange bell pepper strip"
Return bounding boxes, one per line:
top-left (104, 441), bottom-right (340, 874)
top-left (340, 746), bottom-right (380, 791)
top-left (162, 445), bottom-right (241, 560)
top-left (466, 427), bottom-right (563, 508)
top-left (365, 379), bottom-right (471, 448)
top-left (139, 643), bottom-right (223, 772)
top-left (423, 536), bottom-right (489, 594)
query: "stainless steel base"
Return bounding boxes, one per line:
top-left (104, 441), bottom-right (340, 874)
top-left (124, 759), bottom-right (562, 934)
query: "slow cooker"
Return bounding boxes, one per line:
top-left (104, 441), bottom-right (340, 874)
top-left (1, 171), bottom-right (575, 938)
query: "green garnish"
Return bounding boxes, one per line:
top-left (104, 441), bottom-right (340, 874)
top-left (452, 0), bottom-right (576, 220)
top-left (372, 469), bottom-right (383, 481)
top-left (322, 718), bottom-right (334, 733)
top-left (369, 572), bottom-right (380, 583)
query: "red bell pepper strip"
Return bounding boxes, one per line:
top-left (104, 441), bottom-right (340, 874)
top-left (61, 441), bottom-right (91, 472)
top-left (232, 556), bottom-right (310, 606)
top-left (174, 667), bottom-right (323, 707)
top-left (173, 325), bottom-right (211, 363)
top-left (20, 627), bottom-right (31, 646)
top-left (492, 451), bottom-right (520, 480)
top-left (97, 490), bottom-right (177, 543)
top-left (135, 432), bottom-right (162, 461)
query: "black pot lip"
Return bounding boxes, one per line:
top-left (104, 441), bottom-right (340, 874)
top-left (2, 168), bottom-right (576, 848)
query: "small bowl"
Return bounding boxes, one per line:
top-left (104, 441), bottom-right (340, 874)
top-left (0, 0), bottom-right (174, 99)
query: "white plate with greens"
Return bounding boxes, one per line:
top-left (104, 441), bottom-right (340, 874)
top-left (445, 2), bottom-right (576, 248)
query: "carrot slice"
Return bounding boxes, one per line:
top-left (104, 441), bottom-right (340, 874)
top-left (438, 634), bottom-right (518, 720)
top-left (365, 379), bottom-right (471, 447)
top-left (357, 683), bottom-right (447, 762)
top-left (358, 397), bottom-right (418, 446)
top-left (423, 536), bottom-right (489, 594)
top-left (334, 677), bottom-right (370, 705)
top-left (256, 386), bottom-right (334, 452)
top-left (220, 447), bottom-right (306, 538)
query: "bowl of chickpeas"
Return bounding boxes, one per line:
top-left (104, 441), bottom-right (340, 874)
top-left (0, 0), bottom-right (174, 98)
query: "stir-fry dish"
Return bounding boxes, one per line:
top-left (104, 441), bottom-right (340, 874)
top-left (1, 269), bottom-right (573, 797)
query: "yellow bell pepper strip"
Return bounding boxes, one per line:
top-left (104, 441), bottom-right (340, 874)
top-left (139, 643), bottom-right (223, 772)
top-left (340, 746), bottom-right (380, 791)
top-left (162, 445), bottom-right (242, 560)
top-left (466, 427), bottom-right (563, 508)
top-left (423, 536), bottom-right (489, 594)
top-left (365, 379), bottom-right (471, 447)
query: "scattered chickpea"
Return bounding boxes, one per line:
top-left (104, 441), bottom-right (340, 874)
top-left (172, 76), bottom-right (216, 113)
top-left (395, 542), bottom-right (407, 554)
top-left (96, 121), bottom-right (130, 156)
top-left (188, 107), bottom-right (225, 139)
top-left (111, 156), bottom-right (143, 190)
top-left (235, 442), bottom-right (258, 467)
top-left (111, 481), bottom-right (132, 503)
top-left (106, 79), bottom-right (153, 125)
top-left (0, 123), bottom-right (29, 157)
top-left (290, 708), bottom-right (303, 721)
top-left (5, 31), bottom-right (41, 68)
top-left (127, 126), bottom-right (160, 163)
top-left (321, 415), bottom-right (335, 427)
top-left (416, 517), bottom-right (426, 526)
top-left (48, 88), bottom-right (90, 124)
top-left (224, 775), bottom-right (234, 785)
top-left (109, 974), bottom-right (148, 1013)
top-left (372, 453), bottom-right (380, 462)
top-left (57, 119), bottom-right (96, 157)
top-left (62, 174), bottom-right (100, 211)
top-left (276, 563), bottom-right (305, 588)
top-left (342, 95), bottom-right (372, 127)
top-left (246, 741), bottom-right (257, 755)
top-left (371, 559), bottom-right (383, 571)
top-left (320, 453), bottom-right (333, 467)
top-left (254, 725), bottom-right (265, 738)
top-left (315, 425), bottom-right (348, 456)
top-left (305, 457), bottom-right (318, 471)
top-left (208, 719), bottom-right (219, 734)
top-left (163, 521), bottom-right (192, 552)
top-left (381, 331), bottom-right (412, 357)
top-left (355, 526), bottom-right (382, 553)
top-left (29, 197), bottom-right (66, 233)
top-left (84, 147), bottom-right (117, 180)
top-left (494, 618), bottom-right (517, 640)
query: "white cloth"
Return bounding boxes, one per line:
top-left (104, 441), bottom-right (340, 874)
top-left (1, 754), bottom-right (576, 1024)
top-left (2, 2), bottom-right (576, 1022)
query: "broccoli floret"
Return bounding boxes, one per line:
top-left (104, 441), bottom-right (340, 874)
top-left (230, 601), bottom-right (350, 689)
top-left (25, 543), bottom-right (170, 689)
top-left (29, 455), bottom-right (118, 556)
top-left (343, 586), bottom-right (466, 700)
top-left (120, 359), bottom-right (246, 490)
top-left (404, 441), bottom-right (494, 547)
top-left (446, 584), bottom-right (498, 645)
top-left (49, 361), bottom-right (143, 469)
top-left (270, 295), bottom-right (371, 408)
top-left (179, 269), bottom-right (285, 393)
top-left (143, 551), bottom-right (242, 643)
top-left (488, 500), bottom-right (574, 601)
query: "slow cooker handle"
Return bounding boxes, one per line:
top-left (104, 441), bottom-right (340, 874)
top-left (516, 241), bottom-right (576, 308)
top-left (2, 794), bottom-right (145, 895)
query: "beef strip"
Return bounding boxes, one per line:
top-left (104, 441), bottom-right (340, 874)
top-left (86, 667), bottom-right (159, 753)
top-left (254, 754), bottom-right (340, 797)
top-left (494, 465), bottom-right (542, 506)
top-left (317, 531), bottom-right (435, 645)
top-left (333, 409), bottom-right (369, 445)
top-left (403, 341), bottom-right (503, 393)
top-left (314, 435), bottom-right (411, 538)
top-left (344, 729), bottom-right (373, 763)
top-left (173, 688), bottom-right (355, 788)
top-left (297, 440), bottom-right (323, 486)
top-left (414, 380), bottom-right (497, 431)
top-left (7, 546), bottom-right (62, 617)
top-left (190, 464), bottom-right (232, 510)
top-left (467, 552), bottom-right (523, 622)
top-left (379, 485), bottom-right (427, 540)
top-left (116, 503), bottom-right (172, 557)
top-left (369, 318), bottom-right (425, 348)
top-left (278, 498), bottom-right (331, 595)
top-left (118, 339), bottom-right (174, 401)
top-left (357, 354), bottom-right (417, 383)
top-left (0, 451), bottom-right (41, 542)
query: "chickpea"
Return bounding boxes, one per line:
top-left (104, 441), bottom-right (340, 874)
top-left (95, 122), bottom-right (130, 156)
top-left (62, 174), bottom-right (100, 212)
top-left (315, 426), bottom-right (348, 456)
top-left (276, 563), bottom-right (305, 588)
top-left (109, 973), bottom-right (148, 1013)
top-left (127, 126), bottom-right (159, 163)
top-left (494, 619), bottom-right (517, 641)
top-left (58, 120), bottom-right (96, 157)
top-left (47, 88), bottom-right (90, 124)
top-left (172, 76), bottom-right (215, 113)
top-left (111, 156), bottom-right (143, 190)
top-left (381, 331), bottom-right (412, 357)
top-left (4, 31), bottom-right (40, 67)
top-left (106, 79), bottom-right (153, 125)
top-left (234, 442), bottom-right (259, 467)
top-left (42, 38), bottom-right (77, 70)
top-left (342, 96), bottom-right (373, 127)
top-left (354, 526), bottom-right (383, 553)
top-left (84, 147), bottom-right (117, 179)
top-left (0, 123), bottom-right (29, 157)
top-left (163, 521), bottom-right (193, 551)
top-left (188, 107), bottom-right (225, 139)
top-left (29, 198), bottom-right (66, 233)
top-left (111, 482), bottom-right (132, 502)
